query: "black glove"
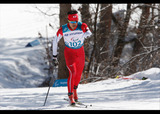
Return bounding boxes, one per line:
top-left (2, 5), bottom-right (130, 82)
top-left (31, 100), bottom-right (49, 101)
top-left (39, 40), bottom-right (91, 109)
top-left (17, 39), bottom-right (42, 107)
top-left (53, 55), bottom-right (59, 66)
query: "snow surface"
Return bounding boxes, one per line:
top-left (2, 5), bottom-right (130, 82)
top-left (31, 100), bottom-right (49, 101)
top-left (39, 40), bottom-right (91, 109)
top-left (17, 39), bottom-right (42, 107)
top-left (0, 37), bottom-right (47, 88)
top-left (0, 68), bottom-right (160, 110)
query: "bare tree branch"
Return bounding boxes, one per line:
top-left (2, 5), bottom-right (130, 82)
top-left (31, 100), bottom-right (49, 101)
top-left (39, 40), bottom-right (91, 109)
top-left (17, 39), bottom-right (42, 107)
top-left (34, 6), bottom-right (58, 16)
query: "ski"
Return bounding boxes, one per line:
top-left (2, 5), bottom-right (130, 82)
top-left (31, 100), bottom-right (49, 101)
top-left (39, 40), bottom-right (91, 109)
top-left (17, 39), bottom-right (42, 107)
top-left (64, 98), bottom-right (92, 108)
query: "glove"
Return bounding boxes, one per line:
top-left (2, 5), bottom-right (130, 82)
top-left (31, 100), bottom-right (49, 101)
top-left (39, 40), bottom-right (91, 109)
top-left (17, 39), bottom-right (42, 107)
top-left (53, 55), bottom-right (59, 66)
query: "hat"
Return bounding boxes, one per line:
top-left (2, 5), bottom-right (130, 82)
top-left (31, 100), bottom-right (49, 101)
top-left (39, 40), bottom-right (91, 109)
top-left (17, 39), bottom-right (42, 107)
top-left (68, 14), bottom-right (78, 21)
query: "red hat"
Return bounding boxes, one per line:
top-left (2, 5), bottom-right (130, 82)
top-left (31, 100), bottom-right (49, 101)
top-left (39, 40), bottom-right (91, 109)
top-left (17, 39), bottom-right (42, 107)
top-left (68, 14), bottom-right (78, 21)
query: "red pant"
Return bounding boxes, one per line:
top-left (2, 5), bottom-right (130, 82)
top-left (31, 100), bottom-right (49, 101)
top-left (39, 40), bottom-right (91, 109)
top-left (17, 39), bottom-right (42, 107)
top-left (64, 46), bottom-right (85, 93)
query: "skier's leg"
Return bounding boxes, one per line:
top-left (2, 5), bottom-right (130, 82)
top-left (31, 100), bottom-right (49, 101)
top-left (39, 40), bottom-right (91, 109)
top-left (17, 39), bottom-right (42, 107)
top-left (74, 60), bottom-right (85, 86)
top-left (73, 62), bottom-right (84, 102)
top-left (74, 47), bottom-right (85, 87)
top-left (67, 63), bottom-right (76, 94)
top-left (67, 63), bottom-right (76, 105)
top-left (64, 47), bottom-right (77, 105)
top-left (73, 47), bottom-right (85, 101)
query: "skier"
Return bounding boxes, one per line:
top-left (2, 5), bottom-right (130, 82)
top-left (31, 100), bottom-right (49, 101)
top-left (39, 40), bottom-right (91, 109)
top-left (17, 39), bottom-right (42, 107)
top-left (52, 10), bottom-right (92, 105)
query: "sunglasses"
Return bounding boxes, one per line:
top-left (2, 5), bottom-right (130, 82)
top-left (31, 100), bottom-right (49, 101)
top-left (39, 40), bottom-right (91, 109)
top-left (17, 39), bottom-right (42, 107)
top-left (68, 20), bottom-right (78, 24)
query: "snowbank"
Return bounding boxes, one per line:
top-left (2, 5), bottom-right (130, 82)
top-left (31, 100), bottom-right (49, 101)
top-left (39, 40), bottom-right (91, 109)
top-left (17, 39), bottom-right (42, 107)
top-left (0, 38), bottom-right (47, 88)
top-left (129, 68), bottom-right (160, 80)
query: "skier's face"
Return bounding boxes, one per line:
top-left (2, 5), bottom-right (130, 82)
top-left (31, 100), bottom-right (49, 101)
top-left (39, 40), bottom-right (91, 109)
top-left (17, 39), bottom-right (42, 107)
top-left (68, 21), bottom-right (78, 30)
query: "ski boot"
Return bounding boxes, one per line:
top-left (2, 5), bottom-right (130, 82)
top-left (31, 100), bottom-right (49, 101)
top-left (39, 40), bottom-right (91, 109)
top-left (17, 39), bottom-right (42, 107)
top-left (68, 93), bottom-right (75, 106)
top-left (73, 85), bottom-right (78, 102)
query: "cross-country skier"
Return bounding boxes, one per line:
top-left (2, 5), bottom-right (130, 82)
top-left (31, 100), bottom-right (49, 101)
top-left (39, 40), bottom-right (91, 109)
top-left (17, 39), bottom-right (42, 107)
top-left (52, 10), bottom-right (92, 105)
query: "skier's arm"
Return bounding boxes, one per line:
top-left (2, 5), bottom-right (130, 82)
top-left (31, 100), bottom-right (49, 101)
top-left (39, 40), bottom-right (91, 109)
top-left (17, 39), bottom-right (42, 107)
top-left (81, 23), bottom-right (92, 38)
top-left (52, 27), bottom-right (63, 56)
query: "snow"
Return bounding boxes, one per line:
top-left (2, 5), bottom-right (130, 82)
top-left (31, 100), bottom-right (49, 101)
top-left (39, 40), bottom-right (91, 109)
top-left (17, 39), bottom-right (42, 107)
top-left (0, 4), bottom-right (159, 110)
top-left (0, 37), bottom-right (47, 88)
top-left (0, 68), bottom-right (160, 110)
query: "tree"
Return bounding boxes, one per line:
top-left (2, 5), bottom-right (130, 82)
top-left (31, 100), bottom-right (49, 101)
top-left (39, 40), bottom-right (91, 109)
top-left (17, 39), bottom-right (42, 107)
top-left (113, 3), bottom-right (132, 67)
top-left (116, 4), bottom-right (160, 76)
top-left (98, 4), bottom-right (112, 58)
top-left (78, 4), bottom-right (92, 82)
top-left (58, 4), bottom-right (71, 79)
top-left (133, 4), bottom-right (150, 56)
top-left (85, 4), bottom-right (100, 81)
top-left (79, 4), bottom-right (92, 60)
top-left (95, 4), bottom-right (112, 74)
top-left (129, 4), bottom-right (152, 74)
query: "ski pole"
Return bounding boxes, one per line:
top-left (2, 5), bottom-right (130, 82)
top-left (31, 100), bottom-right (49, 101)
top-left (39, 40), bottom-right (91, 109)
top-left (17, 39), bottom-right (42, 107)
top-left (43, 66), bottom-right (57, 106)
top-left (43, 55), bottom-right (58, 106)
top-left (43, 76), bottom-right (52, 106)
